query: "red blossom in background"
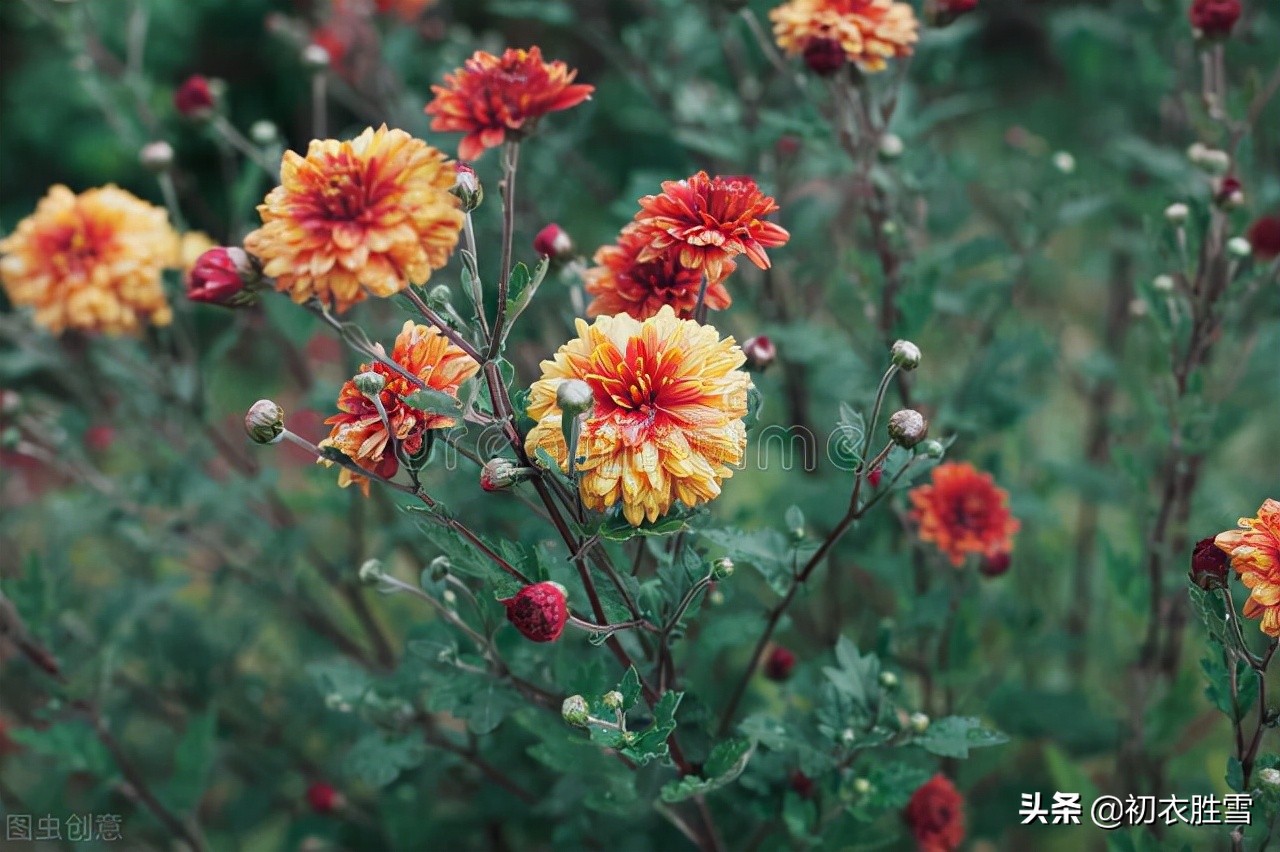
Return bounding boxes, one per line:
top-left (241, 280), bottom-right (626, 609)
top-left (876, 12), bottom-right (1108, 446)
top-left (909, 462), bottom-right (1019, 567)
top-left (904, 774), bottom-right (965, 852)
top-left (1247, 215), bottom-right (1280, 260)
top-left (1189, 0), bottom-right (1242, 36)
top-left (174, 75), bottom-right (215, 117)
top-left (765, 646), bottom-right (796, 681)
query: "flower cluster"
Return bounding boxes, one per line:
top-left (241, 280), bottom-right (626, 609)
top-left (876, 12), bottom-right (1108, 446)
top-left (1215, 499), bottom-right (1280, 636)
top-left (771, 0), bottom-right (919, 74)
top-left (909, 462), bottom-right (1019, 567)
top-left (245, 125), bottom-right (462, 313)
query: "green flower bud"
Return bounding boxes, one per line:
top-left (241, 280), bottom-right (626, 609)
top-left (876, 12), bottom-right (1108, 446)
top-left (139, 141), bottom-right (174, 173)
top-left (920, 439), bottom-right (945, 459)
top-left (353, 371), bottom-right (386, 397)
top-left (887, 409), bottom-right (928, 448)
top-left (245, 399), bottom-right (285, 444)
top-left (602, 691), bottom-right (624, 710)
top-left (562, 695), bottom-right (590, 727)
top-left (451, 162), bottom-right (483, 212)
top-left (1164, 202), bottom-right (1189, 225)
top-left (910, 712), bottom-right (930, 733)
top-left (1228, 237), bottom-right (1252, 259)
top-left (879, 671), bottom-right (899, 689)
top-left (556, 379), bottom-right (594, 417)
top-left (852, 777), bottom-right (872, 795)
top-left (428, 556), bottom-right (451, 582)
top-left (358, 559), bottom-right (383, 585)
top-left (890, 339), bottom-right (921, 371)
top-left (712, 557), bottom-right (735, 580)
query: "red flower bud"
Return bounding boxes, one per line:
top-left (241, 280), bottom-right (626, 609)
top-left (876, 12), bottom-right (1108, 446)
top-left (1189, 0), bottom-right (1241, 37)
top-left (174, 75), bottom-right (215, 118)
top-left (789, 770), bottom-right (816, 799)
top-left (310, 28), bottom-right (348, 67)
top-left (802, 37), bottom-right (845, 76)
top-left (1190, 536), bottom-right (1230, 590)
top-left (1214, 175), bottom-right (1244, 207)
top-left (533, 223), bottom-right (574, 260)
top-left (904, 774), bottom-right (966, 852)
top-left (306, 781), bottom-right (344, 814)
top-left (1247, 215), bottom-right (1280, 261)
top-left (764, 646), bottom-right (796, 681)
top-left (187, 247), bottom-right (260, 307)
top-left (868, 467), bottom-right (884, 488)
top-left (742, 335), bottom-right (777, 370)
top-left (775, 135), bottom-right (802, 159)
top-left (85, 425), bottom-right (115, 453)
top-left (980, 551), bottom-right (1011, 578)
top-left (502, 582), bottom-right (569, 642)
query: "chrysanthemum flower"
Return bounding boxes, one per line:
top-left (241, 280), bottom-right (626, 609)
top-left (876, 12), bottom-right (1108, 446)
top-left (585, 226), bottom-right (733, 320)
top-left (1216, 499), bottom-right (1280, 636)
top-left (630, 172), bottom-right (789, 285)
top-left (319, 320), bottom-right (479, 494)
top-left (0, 185), bottom-right (175, 335)
top-left (525, 306), bottom-right (751, 526)
top-left (909, 462), bottom-right (1019, 567)
top-left (425, 47), bottom-right (594, 161)
top-left (903, 774), bottom-right (965, 852)
top-left (771, 0), bottom-right (920, 73)
top-left (244, 125), bottom-right (462, 313)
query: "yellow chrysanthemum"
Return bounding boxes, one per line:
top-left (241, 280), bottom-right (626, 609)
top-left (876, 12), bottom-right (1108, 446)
top-left (525, 306), bottom-right (751, 526)
top-left (1217, 499), bottom-right (1280, 637)
top-left (0, 185), bottom-right (175, 335)
top-left (244, 124), bottom-right (463, 313)
top-left (771, 0), bottom-right (919, 73)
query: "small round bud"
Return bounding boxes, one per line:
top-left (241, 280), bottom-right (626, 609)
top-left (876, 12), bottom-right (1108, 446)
top-left (1164, 202), bottom-right (1189, 225)
top-left (245, 400), bottom-right (285, 445)
top-left (712, 557), bottom-right (735, 580)
top-left (1215, 175), bottom-right (1245, 208)
top-left (533, 223), bottom-right (574, 261)
top-left (1190, 537), bottom-right (1229, 591)
top-left (357, 559), bottom-right (383, 585)
top-left (879, 671), bottom-right (899, 689)
top-left (250, 120), bottom-right (278, 145)
top-left (1152, 274), bottom-right (1175, 292)
top-left (556, 379), bottom-right (595, 417)
top-left (1247, 215), bottom-right (1280, 261)
top-left (765, 646), bottom-right (796, 681)
top-left (561, 695), bottom-right (590, 727)
top-left (602, 691), bottom-right (624, 710)
top-left (306, 781), bottom-right (345, 814)
top-left (174, 75), bottom-right (215, 119)
top-left (741, 335), bottom-right (777, 371)
top-left (920, 439), bottom-right (945, 459)
top-left (802, 37), bottom-right (845, 76)
top-left (709, 588), bottom-right (726, 606)
top-left (428, 556), bottom-right (451, 582)
top-left (1193, 147), bottom-right (1231, 175)
top-left (840, 728), bottom-right (856, 746)
top-left (1051, 151), bottom-right (1076, 174)
top-left (910, 712), bottom-right (930, 733)
top-left (1259, 768), bottom-right (1280, 787)
top-left (890, 339), bottom-right (922, 371)
top-left (879, 133), bottom-right (904, 159)
top-left (480, 457), bottom-right (533, 492)
top-left (852, 777), bottom-right (872, 795)
top-left (981, 551), bottom-right (1012, 578)
top-left (887, 409), bottom-right (928, 448)
top-left (504, 581), bottom-right (570, 642)
top-left (353, 371), bottom-right (386, 397)
top-left (187, 247), bottom-right (262, 307)
top-left (1228, 237), bottom-right (1252, 259)
top-left (1189, 0), bottom-right (1241, 38)
top-left (139, 141), bottom-right (174, 173)
top-left (442, 589), bottom-right (457, 606)
top-left (301, 43), bottom-right (332, 70)
top-left (451, 162), bottom-right (483, 211)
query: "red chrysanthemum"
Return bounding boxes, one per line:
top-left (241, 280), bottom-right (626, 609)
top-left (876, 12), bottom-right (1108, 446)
top-left (630, 172), bottom-right (790, 285)
top-left (909, 462), bottom-right (1019, 567)
top-left (1189, 0), bottom-right (1241, 36)
top-left (904, 774), bottom-right (966, 852)
top-left (503, 582), bottom-right (569, 642)
top-left (584, 226), bottom-right (733, 320)
top-left (1247, 215), bottom-right (1280, 260)
top-left (425, 47), bottom-right (594, 161)
top-left (771, 0), bottom-right (919, 73)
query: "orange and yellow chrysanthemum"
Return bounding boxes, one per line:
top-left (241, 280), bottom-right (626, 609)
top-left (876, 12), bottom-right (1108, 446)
top-left (585, 226), bottom-right (732, 320)
top-left (909, 462), bottom-right (1019, 567)
top-left (630, 172), bottom-right (790, 286)
top-left (1217, 499), bottom-right (1280, 637)
top-left (425, 47), bottom-right (594, 161)
top-left (245, 125), bottom-right (462, 313)
top-left (525, 306), bottom-right (751, 526)
top-left (771, 0), bottom-right (919, 73)
top-left (320, 320), bottom-right (479, 494)
top-left (0, 185), bottom-right (175, 335)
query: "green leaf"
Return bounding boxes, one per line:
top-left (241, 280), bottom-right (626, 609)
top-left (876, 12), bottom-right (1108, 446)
top-left (618, 667), bottom-right (642, 711)
top-left (596, 511), bottom-right (689, 542)
top-left (822, 637), bottom-right (882, 715)
top-left (619, 690), bottom-right (682, 765)
top-left (163, 711), bottom-right (217, 815)
top-left (343, 731), bottom-right (427, 788)
top-left (1227, 756), bottom-right (1245, 792)
top-left (659, 737), bottom-right (753, 802)
top-left (401, 388), bottom-right (463, 416)
top-left (916, 716), bottom-right (1009, 758)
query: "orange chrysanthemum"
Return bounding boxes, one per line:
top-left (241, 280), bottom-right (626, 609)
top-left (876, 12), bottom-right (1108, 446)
top-left (244, 125), bottom-right (462, 313)
top-left (771, 0), bottom-right (920, 73)
top-left (0, 185), bottom-right (175, 335)
top-left (909, 462), bottom-right (1019, 567)
top-left (320, 320), bottom-right (479, 494)
top-left (585, 226), bottom-right (733, 320)
top-left (425, 47), bottom-right (594, 161)
top-left (525, 306), bottom-right (751, 526)
top-left (630, 172), bottom-right (790, 285)
top-left (1216, 499), bottom-right (1280, 637)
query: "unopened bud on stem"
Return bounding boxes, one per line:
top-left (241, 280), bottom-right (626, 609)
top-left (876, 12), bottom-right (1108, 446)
top-left (602, 691), bottom-right (624, 710)
top-left (556, 379), bottom-right (594, 417)
top-left (1164, 202), bottom-right (1189, 225)
top-left (890, 339), bottom-right (921, 371)
top-left (139, 141), bottom-right (174, 173)
top-left (451, 162), bottom-right (483, 211)
top-left (245, 400), bottom-right (285, 444)
top-left (358, 559), bottom-right (383, 585)
top-left (562, 695), bottom-right (590, 727)
top-left (887, 409), bottom-right (928, 448)
top-left (712, 557), bottom-right (735, 580)
top-left (353, 371), bottom-right (385, 397)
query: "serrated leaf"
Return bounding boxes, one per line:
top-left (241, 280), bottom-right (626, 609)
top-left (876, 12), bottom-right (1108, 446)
top-left (163, 711), bottom-right (217, 815)
top-left (401, 388), bottom-right (463, 416)
top-left (660, 738), bottom-right (753, 802)
top-left (916, 716), bottom-right (1009, 758)
top-left (343, 731), bottom-right (427, 788)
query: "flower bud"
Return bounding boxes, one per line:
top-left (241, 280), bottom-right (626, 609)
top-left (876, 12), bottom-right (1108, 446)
top-left (879, 670), bottom-right (899, 689)
top-left (1228, 237), bottom-right (1252, 259)
top-left (920, 439), bottom-right (945, 459)
top-left (910, 712), bottom-right (930, 733)
top-left (887, 409), bottom-right (928, 448)
top-left (789, 770), bottom-right (816, 798)
top-left (1191, 146), bottom-right (1230, 175)
top-left (480, 457), bottom-right (533, 491)
top-left (556, 379), bottom-right (594, 417)
top-left (353, 371), bottom-right (386, 397)
top-left (562, 695), bottom-right (590, 727)
top-left (891, 339), bottom-right (922, 371)
top-left (981, 551), bottom-right (1011, 578)
top-left (306, 781), bottom-right (344, 814)
top-left (451, 162), bottom-right (483, 211)
top-left (1190, 537), bottom-right (1230, 591)
top-left (174, 74), bottom-right (215, 119)
top-left (186, 247), bottom-right (261, 307)
top-left (533, 223), bottom-right (574, 261)
top-left (709, 588), bottom-right (726, 606)
top-left (1152, 274), bottom-right (1175, 293)
top-left (867, 467), bottom-right (884, 488)
top-left (741, 335), bottom-right (777, 371)
top-left (245, 400), bottom-right (285, 444)
top-left (712, 557), bottom-right (735, 580)
top-left (878, 133), bottom-right (904, 159)
top-left (250, 120), bottom-right (278, 145)
top-left (602, 690), bottom-right (624, 710)
top-left (1164, 202), bottom-right (1189, 225)
top-left (1260, 768), bottom-right (1280, 788)
top-left (428, 555), bottom-right (451, 582)
top-left (426, 284), bottom-right (452, 309)
top-left (1189, 0), bottom-right (1241, 38)
top-left (1247, 215), bottom-right (1280, 261)
top-left (139, 141), bottom-right (174, 173)
top-left (1052, 151), bottom-right (1076, 174)
top-left (802, 37), bottom-right (845, 76)
top-left (503, 581), bottom-right (569, 642)
top-left (764, 646), bottom-right (796, 681)
top-left (301, 43), bottom-right (332, 70)
top-left (852, 777), bottom-right (872, 794)
top-left (1215, 175), bottom-right (1245, 208)
top-left (357, 559), bottom-right (383, 585)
